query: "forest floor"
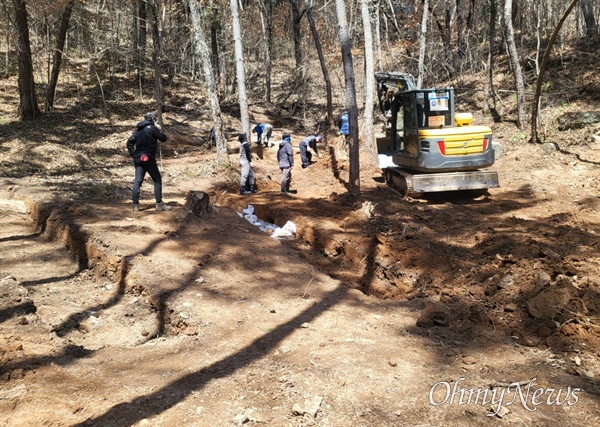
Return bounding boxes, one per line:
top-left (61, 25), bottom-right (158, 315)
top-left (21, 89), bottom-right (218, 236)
top-left (1, 71), bottom-right (600, 426)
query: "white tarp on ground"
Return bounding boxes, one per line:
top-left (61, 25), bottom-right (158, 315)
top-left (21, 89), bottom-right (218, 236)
top-left (238, 205), bottom-right (296, 240)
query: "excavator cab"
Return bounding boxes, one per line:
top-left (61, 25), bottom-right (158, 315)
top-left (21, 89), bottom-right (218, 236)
top-left (375, 73), bottom-right (499, 195)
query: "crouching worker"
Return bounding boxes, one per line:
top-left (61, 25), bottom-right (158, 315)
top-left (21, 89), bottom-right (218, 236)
top-left (127, 112), bottom-right (171, 212)
top-left (299, 134), bottom-right (323, 169)
top-left (277, 133), bottom-right (294, 195)
top-left (239, 133), bottom-right (257, 195)
top-left (252, 123), bottom-right (274, 147)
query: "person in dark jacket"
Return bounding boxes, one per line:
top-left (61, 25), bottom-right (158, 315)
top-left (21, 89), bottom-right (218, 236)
top-left (126, 112), bottom-right (171, 212)
top-left (238, 133), bottom-right (256, 195)
top-left (299, 134), bottom-right (323, 168)
top-left (277, 133), bottom-right (294, 194)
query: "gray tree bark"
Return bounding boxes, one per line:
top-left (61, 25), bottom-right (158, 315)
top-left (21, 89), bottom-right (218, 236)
top-left (335, 0), bottom-right (360, 196)
top-left (531, 0), bottom-right (580, 143)
top-left (188, 0), bottom-right (227, 161)
top-left (289, 0), bottom-right (304, 71)
top-left (374, 0), bottom-right (383, 71)
top-left (504, 0), bottom-right (526, 130)
top-left (483, 0), bottom-right (497, 114)
top-left (258, 0), bottom-right (274, 103)
top-left (305, 0), bottom-right (334, 129)
top-left (579, 0), bottom-right (597, 37)
top-left (46, 0), bottom-right (74, 111)
top-left (361, 0), bottom-right (374, 151)
top-left (417, 0), bottom-right (429, 89)
top-left (230, 0), bottom-right (250, 136)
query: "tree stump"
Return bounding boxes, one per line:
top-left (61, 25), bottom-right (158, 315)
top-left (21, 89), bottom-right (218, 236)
top-left (185, 191), bottom-right (211, 217)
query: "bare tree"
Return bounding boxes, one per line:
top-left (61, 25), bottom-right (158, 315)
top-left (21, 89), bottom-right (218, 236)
top-left (579, 0), bottom-right (597, 38)
top-left (531, 0), bottom-right (580, 143)
top-left (361, 0), bottom-right (374, 151)
top-left (3, 0), bottom-right (40, 120)
top-left (149, 0), bottom-right (165, 127)
top-left (305, 0), bottom-right (334, 128)
top-left (188, 0), bottom-right (227, 161)
top-left (373, 0), bottom-right (383, 71)
top-left (483, 0), bottom-right (498, 114)
top-left (503, 0), bottom-right (526, 130)
top-left (335, 0), bottom-right (360, 196)
top-left (417, 0), bottom-right (429, 88)
top-left (258, 0), bottom-right (274, 103)
top-left (289, 0), bottom-right (305, 71)
top-left (46, 0), bottom-right (75, 111)
top-left (230, 0), bottom-right (250, 136)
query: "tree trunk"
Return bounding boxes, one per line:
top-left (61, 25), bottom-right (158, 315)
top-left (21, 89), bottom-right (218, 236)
top-left (483, 0), bottom-right (497, 115)
top-left (579, 0), bottom-right (598, 38)
top-left (374, 0), bottom-right (383, 71)
top-left (150, 0), bottom-right (164, 129)
top-left (207, 3), bottom-right (222, 94)
top-left (335, 0), bottom-right (360, 196)
top-left (503, 0), bottom-right (526, 131)
top-left (289, 0), bottom-right (304, 71)
top-left (305, 0), bottom-right (334, 129)
top-left (188, 0), bottom-right (227, 161)
top-left (417, 0), bottom-right (428, 89)
top-left (531, 0), bottom-right (580, 144)
top-left (46, 0), bottom-right (74, 111)
top-left (9, 0), bottom-right (39, 120)
top-left (258, 0), bottom-right (273, 103)
top-left (360, 0), bottom-right (374, 151)
top-left (137, 0), bottom-right (147, 82)
top-left (230, 0), bottom-right (250, 136)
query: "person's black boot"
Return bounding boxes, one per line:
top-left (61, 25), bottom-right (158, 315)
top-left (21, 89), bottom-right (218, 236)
top-left (240, 187), bottom-right (251, 195)
top-left (250, 185), bottom-right (257, 193)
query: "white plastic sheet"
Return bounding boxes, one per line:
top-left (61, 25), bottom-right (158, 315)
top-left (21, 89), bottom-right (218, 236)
top-left (239, 205), bottom-right (296, 240)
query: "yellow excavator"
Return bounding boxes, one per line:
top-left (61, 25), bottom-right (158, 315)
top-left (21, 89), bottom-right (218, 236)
top-left (375, 72), bottom-right (499, 196)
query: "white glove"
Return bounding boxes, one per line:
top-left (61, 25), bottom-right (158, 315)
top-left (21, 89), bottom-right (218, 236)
top-left (250, 162), bottom-right (255, 168)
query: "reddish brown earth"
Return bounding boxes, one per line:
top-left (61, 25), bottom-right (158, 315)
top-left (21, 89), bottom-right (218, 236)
top-left (1, 76), bottom-right (600, 425)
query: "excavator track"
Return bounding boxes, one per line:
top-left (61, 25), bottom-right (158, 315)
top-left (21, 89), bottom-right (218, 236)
top-left (383, 167), bottom-right (499, 197)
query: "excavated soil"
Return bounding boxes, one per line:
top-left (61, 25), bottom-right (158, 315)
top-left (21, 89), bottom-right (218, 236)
top-left (1, 110), bottom-right (600, 426)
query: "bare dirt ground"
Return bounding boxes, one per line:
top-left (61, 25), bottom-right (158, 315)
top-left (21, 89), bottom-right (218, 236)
top-left (1, 72), bottom-right (600, 425)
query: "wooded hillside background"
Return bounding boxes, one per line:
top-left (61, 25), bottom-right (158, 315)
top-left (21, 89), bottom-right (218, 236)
top-left (1, 0), bottom-right (598, 148)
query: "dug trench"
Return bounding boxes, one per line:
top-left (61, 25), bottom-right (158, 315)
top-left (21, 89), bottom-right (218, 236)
top-left (214, 180), bottom-right (600, 358)
top-left (2, 173), bottom-right (600, 425)
top-left (7, 177), bottom-right (600, 355)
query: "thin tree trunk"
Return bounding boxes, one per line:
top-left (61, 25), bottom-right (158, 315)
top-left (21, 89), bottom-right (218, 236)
top-left (483, 0), bottom-right (497, 114)
top-left (150, 0), bottom-right (165, 167)
top-left (230, 0), bottom-right (250, 136)
top-left (335, 0), bottom-right (360, 196)
top-left (46, 0), bottom-right (74, 111)
top-left (579, 0), bottom-right (597, 37)
top-left (305, 0), bottom-right (334, 129)
top-left (138, 0), bottom-right (147, 82)
top-left (361, 0), bottom-right (374, 151)
top-left (417, 0), bottom-right (428, 88)
top-left (374, 0), bottom-right (383, 71)
top-left (503, 0), bottom-right (526, 130)
top-left (188, 0), bottom-right (227, 161)
top-left (258, 0), bottom-right (273, 103)
top-left (7, 0), bottom-right (39, 120)
top-left (207, 2), bottom-right (221, 93)
top-left (385, 0), bottom-right (401, 35)
top-left (531, 0), bottom-right (580, 144)
top-left (289, 0), bottom-right (304, 71)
